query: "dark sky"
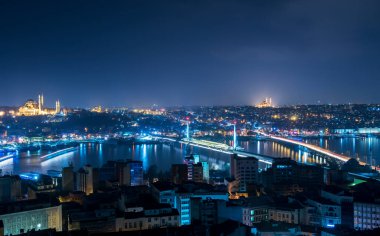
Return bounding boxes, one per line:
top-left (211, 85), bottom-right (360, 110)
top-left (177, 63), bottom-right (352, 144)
top-left (1, 0), bottom-right (380, 107)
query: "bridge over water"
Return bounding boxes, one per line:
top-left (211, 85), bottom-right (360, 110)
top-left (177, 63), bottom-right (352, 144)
top-left (170, 129), bottom-right (376, 170)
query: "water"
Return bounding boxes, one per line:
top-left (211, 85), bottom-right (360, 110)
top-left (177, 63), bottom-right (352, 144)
top-left (0, 143), bottom-right (231, 175)
top-left (1, 137), bottom-right (380, 175)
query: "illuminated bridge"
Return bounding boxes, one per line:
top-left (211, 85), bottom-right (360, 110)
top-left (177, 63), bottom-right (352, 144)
top-left (179, 138), bottom-right (273, 165)
top-left (40, 147), bottom-right (78, 161)
top-left (178, 134), bottom-right (375, 169)
top-left (253, 131), bottom-right (375, 169)
top-left (161, 123), bottom-right (376, 169)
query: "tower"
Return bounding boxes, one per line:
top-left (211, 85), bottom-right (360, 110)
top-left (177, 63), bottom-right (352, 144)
top-left (55, 100), bottom-right (61, 114)
top-left (41, 94), bottom-right (44, 107)
top-left (233, 124), bottom-right (237, 150)
top-left (38, 95), bottom-right (42, 113)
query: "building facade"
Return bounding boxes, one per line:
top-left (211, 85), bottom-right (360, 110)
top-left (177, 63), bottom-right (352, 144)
top-left (354, 202), bottom-right (380, 230)
top-left (116, 205), bottom-right (179, 232)
top-left (230, 154), bottom-right (259, 192)
top-left (0, 205), bottom-right (62, 235)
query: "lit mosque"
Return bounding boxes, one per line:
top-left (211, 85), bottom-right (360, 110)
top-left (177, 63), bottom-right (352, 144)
top-left (18, 94), bottom-right (61, 116)
top-left (255, 97), bottom-right (274, 108)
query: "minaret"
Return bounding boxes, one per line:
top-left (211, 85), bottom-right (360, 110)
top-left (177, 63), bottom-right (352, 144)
top-left (55, 100), bottom-right (61, 114)
top-left (41, 94), bottom-right (44, 107)
top-left (38, 94), bottom-right (42, 114)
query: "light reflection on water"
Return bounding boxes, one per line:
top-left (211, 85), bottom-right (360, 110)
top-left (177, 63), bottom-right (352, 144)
top-left (1, 136), bottom-right (380, 175)
top-left (241, 136), bottom-right (380, 166)
top-left (0, 142), bottom-right (231, 175)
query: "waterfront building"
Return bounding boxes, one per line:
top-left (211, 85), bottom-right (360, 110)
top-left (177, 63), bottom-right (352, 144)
top-left (114, 160), bottom-right (144, 186)
top-left (261, 158), bottom-right (326, 196)
top-left (125, 161), bottom-right (144, 186)
top-left (230, 154), bottom-right (259, 193)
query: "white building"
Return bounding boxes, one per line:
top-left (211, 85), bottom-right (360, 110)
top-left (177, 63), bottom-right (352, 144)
top-left (0, 205), bottom-right (62, 235)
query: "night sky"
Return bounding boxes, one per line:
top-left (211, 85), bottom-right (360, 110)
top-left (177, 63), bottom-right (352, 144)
top-left (1, 0), bottom-right (380, 107)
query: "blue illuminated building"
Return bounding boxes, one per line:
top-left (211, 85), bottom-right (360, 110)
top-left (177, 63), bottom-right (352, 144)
top-left (126, 160), bottom-right (144, 186)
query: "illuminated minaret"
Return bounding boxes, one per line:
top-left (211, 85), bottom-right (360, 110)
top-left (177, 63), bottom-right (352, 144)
top-left (41, 94), bottom-right (44, 107)
top-left (55, 100), bottom-right (61, 114)
top-left (38, 94), bottom-right (42, 113)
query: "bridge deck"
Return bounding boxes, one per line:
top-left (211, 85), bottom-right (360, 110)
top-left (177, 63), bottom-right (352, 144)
top-left (181, 138), bottom-right (273, 164)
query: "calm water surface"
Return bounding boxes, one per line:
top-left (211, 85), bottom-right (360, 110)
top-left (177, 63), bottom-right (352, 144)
top-left (1, 137), bottom-right (379, 175)
top-left (0, 143), bottom-right (230, 175)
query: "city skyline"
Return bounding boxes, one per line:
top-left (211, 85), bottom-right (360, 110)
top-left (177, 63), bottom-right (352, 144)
top-left (3, 1), bottom-right (380, 235)
top-left (3, 93), bottom-right (380, 109)
top-left (1, 0), bottom-right (380, 107)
